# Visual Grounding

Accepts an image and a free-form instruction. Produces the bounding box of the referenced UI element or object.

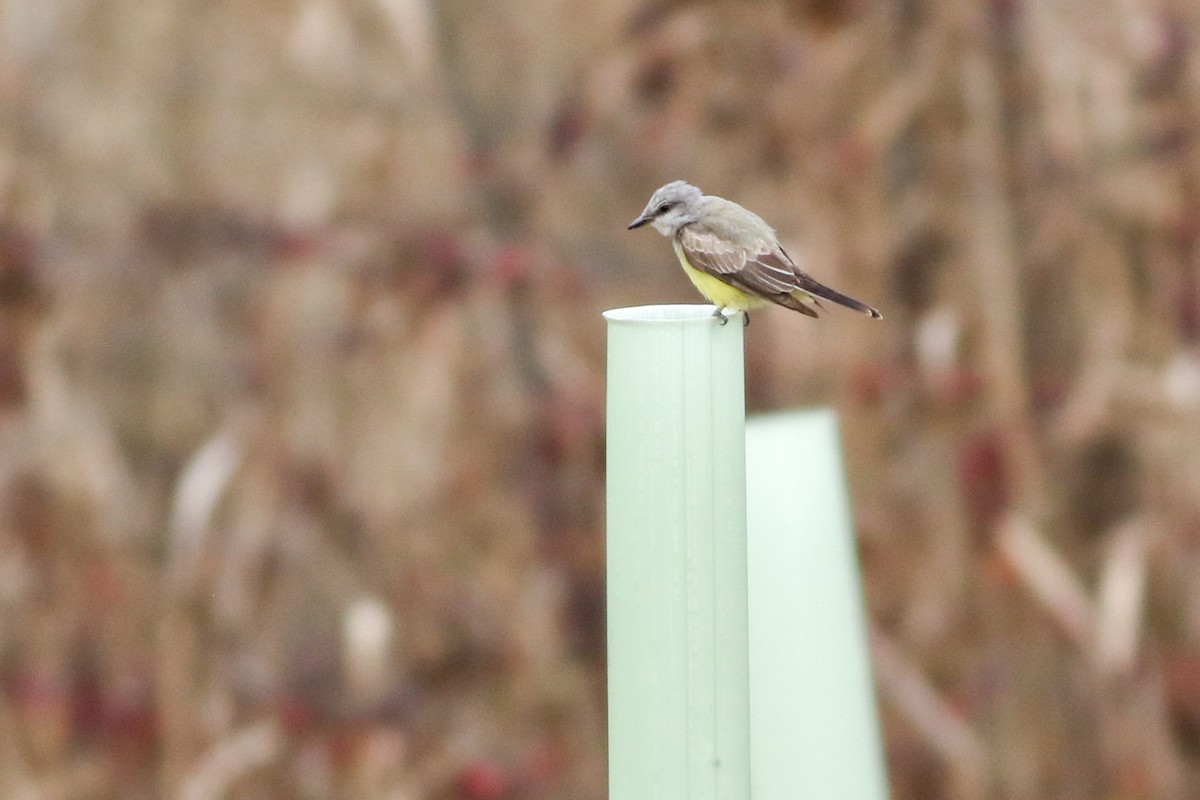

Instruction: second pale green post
[604,304,750,800]
[746,409,889,800]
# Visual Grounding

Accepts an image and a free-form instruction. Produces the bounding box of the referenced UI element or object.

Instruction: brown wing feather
[678,227,882,319]
[678,226,797,295]
[679,228,822,317]
[761,287,820,317]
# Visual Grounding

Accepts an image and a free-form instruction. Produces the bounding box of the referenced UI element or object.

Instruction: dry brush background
[1,0,1200,798]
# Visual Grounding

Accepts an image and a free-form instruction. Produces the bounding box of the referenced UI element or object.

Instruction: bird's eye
[657,202,672,214]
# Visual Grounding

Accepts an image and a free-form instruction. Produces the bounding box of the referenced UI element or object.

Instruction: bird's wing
[679,222,882,319]
[677,225,798,295]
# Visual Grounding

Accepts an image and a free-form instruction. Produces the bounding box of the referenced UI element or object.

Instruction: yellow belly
[673,239,768,311]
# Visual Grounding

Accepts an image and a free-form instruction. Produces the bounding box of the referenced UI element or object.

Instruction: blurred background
[1,0,1199,798]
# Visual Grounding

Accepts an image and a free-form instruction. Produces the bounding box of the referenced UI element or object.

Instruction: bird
[628,180,882,324]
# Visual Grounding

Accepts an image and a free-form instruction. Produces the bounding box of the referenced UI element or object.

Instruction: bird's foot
[712,306,729,325]
[743,312,750,328]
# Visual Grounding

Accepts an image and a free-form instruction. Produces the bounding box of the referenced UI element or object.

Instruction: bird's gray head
[628,180,704,237]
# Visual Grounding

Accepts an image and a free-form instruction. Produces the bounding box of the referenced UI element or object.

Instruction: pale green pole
[604,304,751,800]
[745,409,889,800]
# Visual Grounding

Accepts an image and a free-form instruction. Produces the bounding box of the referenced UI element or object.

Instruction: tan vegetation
[1,0,1199,798]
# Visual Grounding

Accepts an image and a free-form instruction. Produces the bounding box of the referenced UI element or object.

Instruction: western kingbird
[628,180,882,323]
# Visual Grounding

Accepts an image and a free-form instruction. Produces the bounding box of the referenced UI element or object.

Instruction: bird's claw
[712,307,728,325]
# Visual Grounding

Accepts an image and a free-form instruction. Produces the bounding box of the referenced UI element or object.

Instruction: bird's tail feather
[792,274,882,319]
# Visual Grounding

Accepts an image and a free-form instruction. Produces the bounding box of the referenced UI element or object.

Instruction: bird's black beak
[627,214,651,230]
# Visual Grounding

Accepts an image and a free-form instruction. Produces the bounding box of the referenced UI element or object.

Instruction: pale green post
[745,409,889,800]
[604,304,751,800]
